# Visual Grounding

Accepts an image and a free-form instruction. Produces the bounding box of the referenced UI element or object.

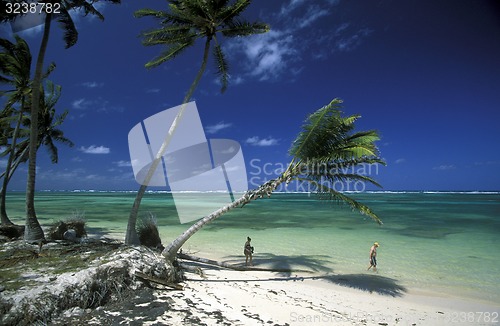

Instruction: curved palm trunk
[0,107,24,225]
[162,176,287,262]
[125,38,212,245]
[25,13,52,242]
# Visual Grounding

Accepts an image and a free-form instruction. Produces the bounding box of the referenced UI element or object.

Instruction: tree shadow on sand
[316,274,407,297]
[223,252,334,277]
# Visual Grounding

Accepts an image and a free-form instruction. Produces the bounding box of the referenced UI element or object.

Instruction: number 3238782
[445,312,498,323]
[5,2,61,15]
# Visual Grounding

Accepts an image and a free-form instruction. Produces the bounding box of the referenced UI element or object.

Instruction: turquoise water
[5,191,500,305]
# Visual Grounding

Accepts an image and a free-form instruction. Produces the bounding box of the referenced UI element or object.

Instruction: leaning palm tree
[126,0,269,244]
[162,99,386,262]
[1,0,121,242]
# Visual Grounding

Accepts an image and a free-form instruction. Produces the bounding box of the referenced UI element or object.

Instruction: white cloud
[395,158,406,164]
[298,5,329,29]
[228,30,297,81]
[433,164,456,171]
[224,0,369,82]
[72,98,87,110]
[206,121,232,134]
[71,97,124,113]
[146,88,160,93]
[81,81,104,88]
[114,160,132,167]
[474,161,500,166]
[79,145,110,154]
[334,28,373,52]
[279,0,306,17]
[246,136,279,147]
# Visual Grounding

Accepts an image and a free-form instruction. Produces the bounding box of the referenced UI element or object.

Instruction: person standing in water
[367,242,379,272]
[244,237,253,266]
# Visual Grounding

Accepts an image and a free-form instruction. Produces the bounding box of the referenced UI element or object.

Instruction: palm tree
[126,0,269,244]
[37,81,74,162]
[1,0,121,242]
[0,35,32,225]
[0,80,73,227]
[161,99,386,262]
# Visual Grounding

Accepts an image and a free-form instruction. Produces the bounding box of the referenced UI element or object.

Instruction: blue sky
[1,0,500,191]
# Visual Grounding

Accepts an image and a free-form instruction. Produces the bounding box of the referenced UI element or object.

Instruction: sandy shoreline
[162,267,499,325]
[76,253,498,326]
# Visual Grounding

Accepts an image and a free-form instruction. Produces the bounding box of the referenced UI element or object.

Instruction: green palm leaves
[135,0,269,92]
[287,99,386,224]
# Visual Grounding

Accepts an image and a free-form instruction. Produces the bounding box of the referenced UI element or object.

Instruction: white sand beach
[144,268,498,325]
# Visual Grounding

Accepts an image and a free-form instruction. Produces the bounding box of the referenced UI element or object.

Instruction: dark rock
[63,229,78,242]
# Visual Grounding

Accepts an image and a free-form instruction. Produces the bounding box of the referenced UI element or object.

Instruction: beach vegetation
[136,213,164,251]
[48,213,87,241]
[126,0,269,245]
[162,99,386,262]
[0,0,121,243]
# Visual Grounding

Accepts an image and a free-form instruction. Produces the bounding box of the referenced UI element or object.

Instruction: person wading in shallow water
[367,242,379,272]
[244,237,254,266]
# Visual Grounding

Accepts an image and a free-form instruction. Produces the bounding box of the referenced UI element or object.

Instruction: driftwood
[178,262,206,278]
[177,253,312,274]
[135,271,184,290]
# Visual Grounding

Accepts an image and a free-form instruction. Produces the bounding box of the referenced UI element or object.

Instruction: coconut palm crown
[284,98,385,223]
[135,0,269,93]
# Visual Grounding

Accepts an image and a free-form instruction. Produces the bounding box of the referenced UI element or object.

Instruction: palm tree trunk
[125,37,213,245]
[162,176,287,262]
[0,107,24,225]
[25,13,52,242]
[0,188,11,225]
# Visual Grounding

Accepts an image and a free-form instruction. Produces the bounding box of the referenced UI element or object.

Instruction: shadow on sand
[222,252,334,277]
[316,274,407,297]
[185,252,406,297]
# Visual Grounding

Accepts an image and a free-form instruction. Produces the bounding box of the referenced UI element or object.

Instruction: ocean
[4,191,500,305]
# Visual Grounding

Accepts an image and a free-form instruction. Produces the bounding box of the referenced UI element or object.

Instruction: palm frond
[289,98,344,160]
[72,0,105,20]
[213,41,228,93]
[42,62,56,80]
[43,137,59,163]
[298,178,382,224]
[144,39,194,69]
[134,8,171,19]
[140,26,194,46]
[221,21,269,37]
[217,0,251,23]
[56,10,78,48]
